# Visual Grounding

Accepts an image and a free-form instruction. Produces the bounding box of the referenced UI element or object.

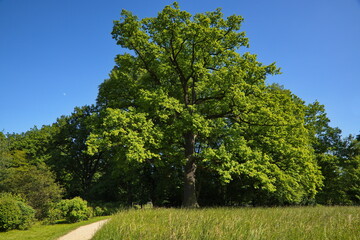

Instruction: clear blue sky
[1,0,359,136]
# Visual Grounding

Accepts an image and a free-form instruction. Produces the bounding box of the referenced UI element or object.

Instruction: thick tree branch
[168,37,191,106]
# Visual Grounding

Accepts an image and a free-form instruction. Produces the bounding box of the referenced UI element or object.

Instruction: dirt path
[57,219,109,240]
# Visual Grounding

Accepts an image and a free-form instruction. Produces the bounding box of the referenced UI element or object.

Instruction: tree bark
[182,132,199,208]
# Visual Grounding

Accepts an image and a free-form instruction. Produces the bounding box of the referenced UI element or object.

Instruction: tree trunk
[182,132,199,208]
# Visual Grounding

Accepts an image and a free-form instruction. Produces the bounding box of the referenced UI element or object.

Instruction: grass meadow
[93,206,359,240]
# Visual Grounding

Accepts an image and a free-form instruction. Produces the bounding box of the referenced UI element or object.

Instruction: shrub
[44,204,63,224]
[57,197,92,223]
[0,193,35,231]
[0,164,63,220]
[93,206,105,217]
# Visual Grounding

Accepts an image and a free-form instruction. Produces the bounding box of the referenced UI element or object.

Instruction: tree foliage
[305,102,360,205]
[0,130,63,219]
[1,3,358,209]
[0,163,63,219]
[47,106,106,200]
[88,3,323,207]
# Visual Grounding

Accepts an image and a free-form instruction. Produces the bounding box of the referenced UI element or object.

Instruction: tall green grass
[93,206,359,240]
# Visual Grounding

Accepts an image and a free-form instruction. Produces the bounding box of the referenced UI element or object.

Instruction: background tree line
[1,100,359,208]
[1,3,359,214]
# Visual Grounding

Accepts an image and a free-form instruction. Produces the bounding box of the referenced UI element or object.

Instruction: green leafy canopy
[88,2,322,205]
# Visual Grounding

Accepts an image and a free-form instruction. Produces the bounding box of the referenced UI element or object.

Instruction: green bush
[93,206,105,217]
[0,193,35,231]
[57,197,92,223]
[90,201,124,216]
[44,204,63,224]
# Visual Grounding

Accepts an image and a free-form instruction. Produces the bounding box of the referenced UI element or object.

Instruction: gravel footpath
[57,219,109,240]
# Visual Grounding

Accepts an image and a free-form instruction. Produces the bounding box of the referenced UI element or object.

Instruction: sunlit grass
[0,216,109,240]
[93,206,359,240]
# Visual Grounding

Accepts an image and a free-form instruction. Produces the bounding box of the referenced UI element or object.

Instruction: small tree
[0,163,63,219]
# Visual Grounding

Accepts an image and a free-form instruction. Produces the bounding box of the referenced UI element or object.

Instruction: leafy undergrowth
[93,206,359,240]
[0,216,109,240]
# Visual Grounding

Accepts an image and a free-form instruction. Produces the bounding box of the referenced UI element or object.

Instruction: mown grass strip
[93,206,360,240]
[0,216,109,240]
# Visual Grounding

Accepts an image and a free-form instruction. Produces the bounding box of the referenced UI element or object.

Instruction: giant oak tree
[88,3,322,207]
